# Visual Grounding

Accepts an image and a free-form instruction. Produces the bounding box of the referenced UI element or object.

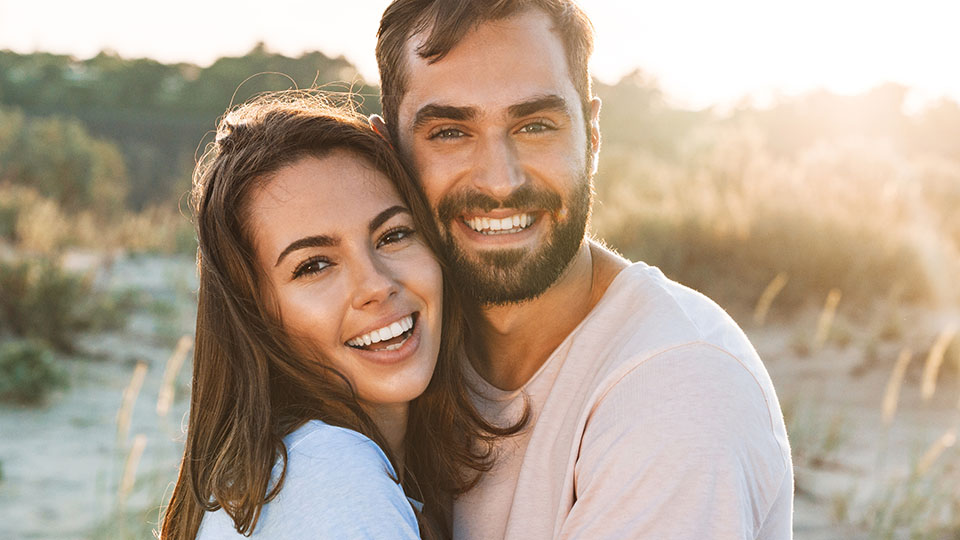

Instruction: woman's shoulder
[284,419,396,475]
[197,420,419,539]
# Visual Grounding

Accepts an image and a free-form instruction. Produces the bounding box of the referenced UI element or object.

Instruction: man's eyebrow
[275,235,338,267]
[369,205,409,234]
[412,104,479,131]
[508,94,569,119]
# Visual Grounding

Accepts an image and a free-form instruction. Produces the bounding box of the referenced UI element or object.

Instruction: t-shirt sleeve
[197,424,421,539]
[558,343,790,540]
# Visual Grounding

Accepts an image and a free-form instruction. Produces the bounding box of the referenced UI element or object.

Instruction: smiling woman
[159,93,524,540]
[252,152,443,421]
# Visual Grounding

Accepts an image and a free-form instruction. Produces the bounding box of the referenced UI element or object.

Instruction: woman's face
[249,150,443,409]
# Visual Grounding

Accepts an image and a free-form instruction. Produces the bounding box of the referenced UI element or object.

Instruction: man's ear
[369,114,391,142]
[588,97,602,176]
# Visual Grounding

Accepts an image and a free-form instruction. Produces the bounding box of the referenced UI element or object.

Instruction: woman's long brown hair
[160,93,525,540]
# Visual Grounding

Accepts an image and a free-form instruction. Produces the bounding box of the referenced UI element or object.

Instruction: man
[372,1,793,538]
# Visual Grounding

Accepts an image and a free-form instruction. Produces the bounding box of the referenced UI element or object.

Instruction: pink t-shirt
[453,263,793,539]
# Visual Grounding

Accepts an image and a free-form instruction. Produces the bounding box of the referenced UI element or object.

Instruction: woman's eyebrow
[369,205,410,234]
[273,206,410,267]
[275,234,338,267]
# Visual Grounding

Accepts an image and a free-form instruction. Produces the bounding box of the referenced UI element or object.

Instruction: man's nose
[351,252,399,309]
[470,134,525,201]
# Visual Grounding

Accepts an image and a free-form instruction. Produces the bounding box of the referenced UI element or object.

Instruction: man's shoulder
[559,260,776,413]
[573,260,754,360]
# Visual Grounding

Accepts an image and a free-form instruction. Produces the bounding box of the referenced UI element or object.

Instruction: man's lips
[461,210,537,235]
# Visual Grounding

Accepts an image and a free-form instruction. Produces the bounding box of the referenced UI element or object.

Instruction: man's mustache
[436,186,563,223]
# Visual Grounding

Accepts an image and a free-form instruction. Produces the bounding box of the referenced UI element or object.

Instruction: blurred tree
[911,99,960,161]
[595,70,710,161]
[0,45,379,209]
[0,107,127,217]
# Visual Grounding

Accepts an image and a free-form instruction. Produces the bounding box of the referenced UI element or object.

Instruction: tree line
[2,44,958,215]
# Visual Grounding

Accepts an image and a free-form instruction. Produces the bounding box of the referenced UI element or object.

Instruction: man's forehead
[397,9,577,122]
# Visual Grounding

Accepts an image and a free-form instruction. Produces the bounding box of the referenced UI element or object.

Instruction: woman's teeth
[465,213,534,235]
[346,314,414,350]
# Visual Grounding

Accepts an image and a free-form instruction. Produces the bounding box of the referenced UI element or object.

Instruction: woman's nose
[350,253,399,309]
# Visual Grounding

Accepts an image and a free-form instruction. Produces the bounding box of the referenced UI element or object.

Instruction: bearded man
[372,1,794,538]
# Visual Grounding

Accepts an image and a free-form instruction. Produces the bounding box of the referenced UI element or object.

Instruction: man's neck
[469,239,628,391]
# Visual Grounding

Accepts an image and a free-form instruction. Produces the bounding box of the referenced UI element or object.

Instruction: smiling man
[373,1,793,538]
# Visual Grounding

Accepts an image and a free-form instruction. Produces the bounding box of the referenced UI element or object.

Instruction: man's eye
[428,128,466,140]
[292,256,331,279]
[378,226,416,248]
[517,121,553,134]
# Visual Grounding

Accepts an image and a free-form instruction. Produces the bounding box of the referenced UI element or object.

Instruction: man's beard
[435,176,592,306]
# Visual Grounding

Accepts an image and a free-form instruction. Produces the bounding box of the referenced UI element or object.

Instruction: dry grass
[0,183,194,256]
[116,361,148,447]
[881,348,913,426]
[592,122,960,314]
[813,288,843,350]
[156,336,193,419]
[753,272,789,326]
[920,325,958,400]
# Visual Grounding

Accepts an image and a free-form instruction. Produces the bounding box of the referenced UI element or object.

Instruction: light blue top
[196,420,421,539]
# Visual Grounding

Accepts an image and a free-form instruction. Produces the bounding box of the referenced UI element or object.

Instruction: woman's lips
[347,313,422,365]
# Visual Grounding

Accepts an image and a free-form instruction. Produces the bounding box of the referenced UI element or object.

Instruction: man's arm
[559,343,792,539]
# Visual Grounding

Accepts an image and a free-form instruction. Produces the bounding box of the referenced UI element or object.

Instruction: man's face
[394,9,600,305]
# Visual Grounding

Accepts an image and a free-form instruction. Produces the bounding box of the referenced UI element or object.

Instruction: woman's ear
[369,114,390,141]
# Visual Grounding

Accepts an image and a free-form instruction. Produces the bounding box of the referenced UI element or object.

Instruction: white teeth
[465,213,534,235]
[347,315,415,349]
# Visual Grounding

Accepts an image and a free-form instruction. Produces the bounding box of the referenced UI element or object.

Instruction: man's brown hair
[376,0,595,138]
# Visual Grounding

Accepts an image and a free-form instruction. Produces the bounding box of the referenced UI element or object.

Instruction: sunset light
[1,0,958,108]
[2,1,959,538]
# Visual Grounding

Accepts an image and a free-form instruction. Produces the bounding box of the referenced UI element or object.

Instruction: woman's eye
[429,127,466,140]
[292,256,331,279]
[378,226,416,248]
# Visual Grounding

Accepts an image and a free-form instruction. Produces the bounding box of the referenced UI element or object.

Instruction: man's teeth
[465,213,533,235]
[346,315,414,349]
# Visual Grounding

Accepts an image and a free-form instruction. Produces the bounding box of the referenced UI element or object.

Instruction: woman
[160,93,522,539]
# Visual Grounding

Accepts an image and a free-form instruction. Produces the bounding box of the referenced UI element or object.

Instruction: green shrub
[0,257,132,352]
[0,258,86,351]
[0,339,66,404]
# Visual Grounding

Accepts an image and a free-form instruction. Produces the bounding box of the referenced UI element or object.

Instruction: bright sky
[1,0,958,110]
